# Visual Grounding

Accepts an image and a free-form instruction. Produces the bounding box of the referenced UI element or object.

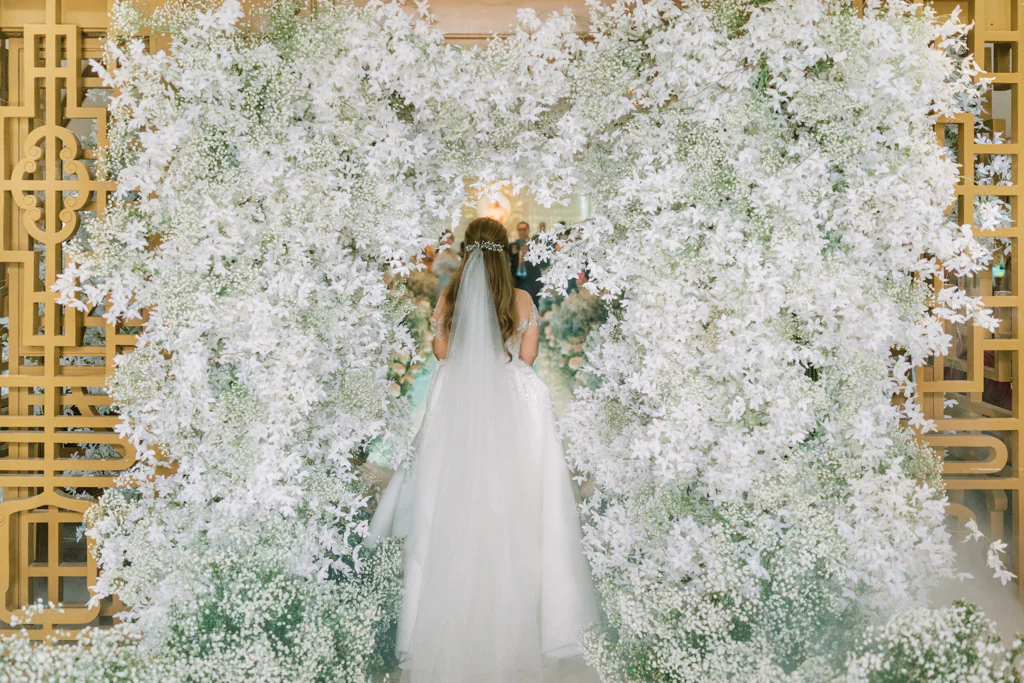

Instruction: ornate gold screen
[0,0,1021,641]
[926,0,1024,598]
[0,0,132,639]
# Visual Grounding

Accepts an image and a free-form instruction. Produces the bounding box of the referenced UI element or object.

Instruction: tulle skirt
[367,359,603,683]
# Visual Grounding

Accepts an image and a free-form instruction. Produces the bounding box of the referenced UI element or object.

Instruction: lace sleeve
[430,316,447,339]
[517,301,541,332]
[527,301,540,329]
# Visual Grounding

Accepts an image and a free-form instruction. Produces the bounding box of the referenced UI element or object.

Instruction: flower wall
[7,0,1013,679]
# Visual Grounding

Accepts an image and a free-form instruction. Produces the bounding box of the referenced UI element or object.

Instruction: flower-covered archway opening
[11,0,1022,680]
[383,179,601,409]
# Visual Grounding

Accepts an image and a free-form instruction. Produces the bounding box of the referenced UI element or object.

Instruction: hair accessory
[466,240,505,253]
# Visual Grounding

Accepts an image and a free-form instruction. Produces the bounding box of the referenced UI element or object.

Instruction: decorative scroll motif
[924,0,1023,597]
[0,0,135,640]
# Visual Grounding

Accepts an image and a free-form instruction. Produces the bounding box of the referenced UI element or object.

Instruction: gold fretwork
[0,0,134,640]
[925,0,1024,598]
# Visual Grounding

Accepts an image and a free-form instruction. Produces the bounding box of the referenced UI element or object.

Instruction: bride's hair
[441,217,517,345]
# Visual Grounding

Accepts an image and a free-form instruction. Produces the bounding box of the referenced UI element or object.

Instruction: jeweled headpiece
[465,240,505,253]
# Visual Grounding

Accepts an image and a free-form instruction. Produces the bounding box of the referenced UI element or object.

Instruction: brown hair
[441,217,517,347]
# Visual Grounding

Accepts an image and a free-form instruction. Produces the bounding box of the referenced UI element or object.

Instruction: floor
[932,534,1024,642]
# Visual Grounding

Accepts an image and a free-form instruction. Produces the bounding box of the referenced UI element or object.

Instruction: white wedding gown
[367,250,603,682]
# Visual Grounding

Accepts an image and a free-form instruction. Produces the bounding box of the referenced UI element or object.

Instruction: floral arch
[0,0,1017,679]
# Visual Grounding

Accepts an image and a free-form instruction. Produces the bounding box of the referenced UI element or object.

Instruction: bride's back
[430,217,539,364]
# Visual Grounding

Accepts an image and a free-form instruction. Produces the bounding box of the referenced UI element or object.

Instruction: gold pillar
[0,0,133,640]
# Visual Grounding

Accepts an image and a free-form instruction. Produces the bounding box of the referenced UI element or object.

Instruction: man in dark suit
[509,221,544,306]
[509,221,530,278]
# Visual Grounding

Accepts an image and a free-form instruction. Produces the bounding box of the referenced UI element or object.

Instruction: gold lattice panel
[0,0,136,640]
[924,0,1024,598]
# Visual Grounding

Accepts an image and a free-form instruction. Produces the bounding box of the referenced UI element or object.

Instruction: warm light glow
[477,189,512,225]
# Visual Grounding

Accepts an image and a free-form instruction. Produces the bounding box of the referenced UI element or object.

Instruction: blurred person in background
[510,221,544,306]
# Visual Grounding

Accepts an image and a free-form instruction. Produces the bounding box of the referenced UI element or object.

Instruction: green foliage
[540,290,609,381]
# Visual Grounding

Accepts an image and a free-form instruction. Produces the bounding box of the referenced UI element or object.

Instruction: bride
[366,217,604,682]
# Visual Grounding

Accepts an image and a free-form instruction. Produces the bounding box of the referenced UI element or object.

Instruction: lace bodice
[430,300,540,361]
[505,301,540,360]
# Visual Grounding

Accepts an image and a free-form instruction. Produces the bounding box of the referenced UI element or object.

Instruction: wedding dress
[366,248,603,683]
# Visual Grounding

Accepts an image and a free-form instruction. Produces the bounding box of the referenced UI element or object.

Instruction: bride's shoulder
[513,290,538,328]
[513,288,533,309]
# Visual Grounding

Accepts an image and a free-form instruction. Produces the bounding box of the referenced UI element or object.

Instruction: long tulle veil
[445,246,510,371]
